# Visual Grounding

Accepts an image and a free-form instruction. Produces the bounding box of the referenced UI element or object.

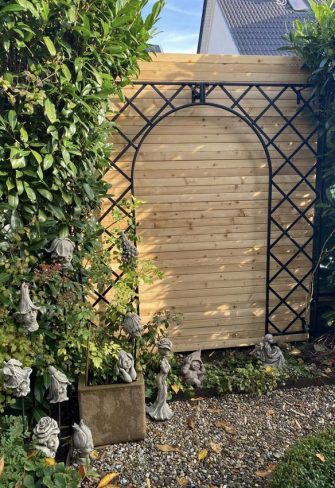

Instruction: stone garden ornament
[72,419,94,465]
[0,359,32,397]
[182,350,206,387]
[14,282,40,333]
[123,312,142,339]
[120,232,138,268]
[253,333,286,368]
[146,338,174,421]
[33,417,60,458]
[47,366,71,403]
[46,237,75,270]
[114,350,137,383]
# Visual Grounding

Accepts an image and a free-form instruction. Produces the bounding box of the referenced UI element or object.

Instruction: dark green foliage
[285,1,335,307]
[0,416,27,487]
[272,428,335,488]
[0,0,164,412]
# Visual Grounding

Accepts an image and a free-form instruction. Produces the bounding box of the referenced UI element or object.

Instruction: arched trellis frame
[97,80,319,339]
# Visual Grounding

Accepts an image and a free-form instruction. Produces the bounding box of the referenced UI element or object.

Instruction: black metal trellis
[97,80,320,338]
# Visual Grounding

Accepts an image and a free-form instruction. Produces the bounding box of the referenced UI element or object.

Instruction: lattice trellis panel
[97,80,318,341]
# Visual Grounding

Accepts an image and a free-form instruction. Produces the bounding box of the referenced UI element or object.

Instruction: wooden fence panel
[105,54,316,352]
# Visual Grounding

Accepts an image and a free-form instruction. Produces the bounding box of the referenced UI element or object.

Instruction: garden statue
[33,417,60,458]
[181,350,206,387]
[253,333,286,368]
[47,366,71,403]
[0,359,32,397]
[114,350,137,383]
[46,237,75,270]
[123,312,142,339]
[14,282,40,333]
[72,419,94,465]
[146,337,174,421]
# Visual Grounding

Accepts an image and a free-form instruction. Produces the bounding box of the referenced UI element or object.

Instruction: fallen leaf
[289,348,302,356]
[214,420,236,434]
[0,457,4,477]
[171,383,180,394]
[187,415,196,429]
[316,453,326,462]
[209,442,222,454]
[190,397,205,402]
[265,366,273,373]
[97,472,120,487]
[90,450,100,460]
[44,457,56,466]
[156,444,180,453]
[294,419,302,429]
[78,465,87,479]
[256,464,276,478]
[206,408,224,414]
[198,448,208,461]
[266,409,275,417]
[177,477,188,487]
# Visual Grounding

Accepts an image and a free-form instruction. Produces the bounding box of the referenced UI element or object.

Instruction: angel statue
[181,350,206,387]
[0,359,32,397]
[114,350,137,383]
[47,366,71,403]
[72,420,94,465]
[14,283,40,333]
[46,237,75,270]
[146,338,174,421]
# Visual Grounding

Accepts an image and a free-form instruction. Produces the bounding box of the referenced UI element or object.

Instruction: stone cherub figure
[0,359,32,397]
[47,366,71,403]
[114,350,137,383]
[33,417,60,458]
[72,420,94,465]
[46,237,75,270]
[253,333,286,368]
[146,338,174,421]
[14,283,40,333]
[182,350,206,387]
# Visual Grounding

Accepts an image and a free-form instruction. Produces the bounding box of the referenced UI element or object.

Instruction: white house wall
[199,0,239,54]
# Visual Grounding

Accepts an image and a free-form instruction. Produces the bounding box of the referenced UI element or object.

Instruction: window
[287,0,309,11]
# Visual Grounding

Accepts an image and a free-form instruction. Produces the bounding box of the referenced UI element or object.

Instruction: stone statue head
[264,333,274,344]
[117,350,133,371]
[0,359,32,397]
[157,337,172,356]
[46,238,75,269]
[33,417,60,458]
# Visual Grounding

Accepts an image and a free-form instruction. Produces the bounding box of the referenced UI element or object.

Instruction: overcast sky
[143,0,203,53]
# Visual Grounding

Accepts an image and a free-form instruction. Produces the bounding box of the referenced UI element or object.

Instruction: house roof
[198,0,312,56]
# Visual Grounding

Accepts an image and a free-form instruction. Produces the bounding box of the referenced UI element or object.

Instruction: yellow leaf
[177,477,188,487]
[316,453,326,463]
[289,348,301,356]
[171,383,180,394]
[206,408,224,414]
[190,397,205,402]
[156,444,180,453]
[90,450,100,460]
[97,473,120,487]
[198,448,208,461]
[265,366,273,373]
[44,458,56,466]
[0,457,4,477]
[209,442,222,454]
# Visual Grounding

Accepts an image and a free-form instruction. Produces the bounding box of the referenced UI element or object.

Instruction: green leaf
[0,273,10,283]
[44,98,57,123]
[23,473,35,488]
[9,148,25,169]
[17,0,39,17]
[31,150,42,164]
[8,110,17,130]
[83,183,95,200]
[61,64,72,81]
[20,126,28,142]
[24,183,36,202]
[43,154,54,170]
[16,179,24,195]
[43,36,56,56]
[37,188,53,201]
[8,194,18,209]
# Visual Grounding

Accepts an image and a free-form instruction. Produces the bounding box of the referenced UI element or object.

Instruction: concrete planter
[78,374,146,446]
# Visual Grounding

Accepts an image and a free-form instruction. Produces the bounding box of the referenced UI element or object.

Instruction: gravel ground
[84,385,335,488]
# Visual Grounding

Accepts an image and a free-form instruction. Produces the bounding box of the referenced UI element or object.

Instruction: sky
[143,0,204,53]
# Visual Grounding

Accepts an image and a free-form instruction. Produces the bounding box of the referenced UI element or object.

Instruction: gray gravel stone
[83,385,335,488]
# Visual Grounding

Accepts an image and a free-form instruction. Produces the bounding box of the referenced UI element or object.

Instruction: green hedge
[272,428,335,488]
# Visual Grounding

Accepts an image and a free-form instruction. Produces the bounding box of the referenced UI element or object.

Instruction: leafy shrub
[0,0,164,412]
[272,428,335,488]
[0,416,27,487]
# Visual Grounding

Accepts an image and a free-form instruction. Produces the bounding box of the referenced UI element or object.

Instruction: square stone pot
[78,374,146,446]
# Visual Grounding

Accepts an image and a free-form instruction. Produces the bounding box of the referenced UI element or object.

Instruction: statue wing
[54,369,70,384]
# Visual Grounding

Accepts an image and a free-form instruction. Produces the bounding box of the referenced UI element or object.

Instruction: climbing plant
[286,0,335,326]
[0,0,164,413]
